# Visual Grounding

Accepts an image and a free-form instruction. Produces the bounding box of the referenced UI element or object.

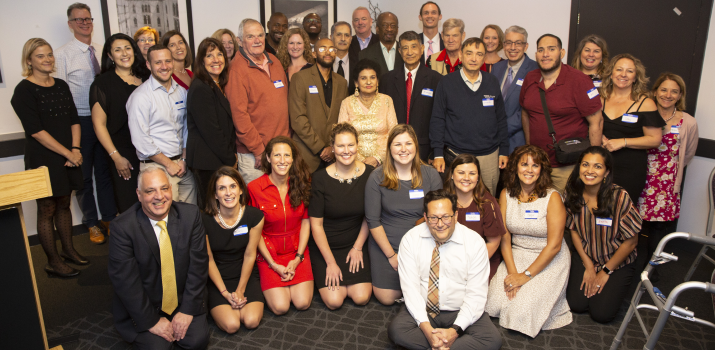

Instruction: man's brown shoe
[99,220,111,236]
[89,226,105,244]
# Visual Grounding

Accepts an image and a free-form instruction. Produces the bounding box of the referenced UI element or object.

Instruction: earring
[354,86,359,97]
[603,178,606,183]
[376,85,379,94]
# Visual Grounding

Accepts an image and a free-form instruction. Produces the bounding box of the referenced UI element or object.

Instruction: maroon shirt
[456,192,506,282]
[519,64,601,167]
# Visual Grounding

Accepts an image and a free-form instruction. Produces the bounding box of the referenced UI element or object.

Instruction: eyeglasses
[138,38,156,44]
[305,18,321,24]
[379,24,398,30]
[317,47,336,53]
[504,41,526,47]
[70,17,94,24]
[426,215,454,225]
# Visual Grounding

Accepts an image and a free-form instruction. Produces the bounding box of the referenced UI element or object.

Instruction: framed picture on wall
[260,0,337,40]
[100,0,195,52]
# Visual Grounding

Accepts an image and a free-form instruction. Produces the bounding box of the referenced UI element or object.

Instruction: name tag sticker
[234,225,248,236]
[524,210,538,219]
[409,189,424,199]
[593,80,603,87]
[308,85,319,94]
[671,125,680,134]
[422,88,434,97]
[587,87,600,99]
[596,218,613,227]
[174,101,186,110]
[273,80,285,88]
[516,79,524,86]
[622,114,639,123]
[466,212,481,222]
[482,97,494,107]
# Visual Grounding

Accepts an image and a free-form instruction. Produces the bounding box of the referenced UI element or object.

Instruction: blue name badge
[524,210,538,219]
[593,80,603,88]
[670,125,680,134]
[596,218,613,227]
[234,225,248,236]
[587,87,599,99]
[174,100,186,110]
[466,212,481,222]
[308,85,319,94]
[409,189,424,199]
[622,114,639,123]
[273,80,285,88]
[421,88,434,97]
[482,97,494,107]
[516,79,524,86]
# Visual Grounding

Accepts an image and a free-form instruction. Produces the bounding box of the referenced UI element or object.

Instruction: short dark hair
[204,166,248,215]
[353,58,382,87]
[461,37,485,52]
[146,45,170,63]
[67,2,91,18]
[161,30,193,68]
[398,31,421,47]
[419,1,441,15]
[193,37,229,90]
[424,189,457,214]
[536,33,562,49]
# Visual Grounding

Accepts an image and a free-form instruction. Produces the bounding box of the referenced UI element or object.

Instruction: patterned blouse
[337,93,398,164]
[566,186,642,271]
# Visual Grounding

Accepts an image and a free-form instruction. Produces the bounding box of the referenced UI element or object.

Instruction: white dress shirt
[423,33,440,59]
[461,69,483,92]
[380,42,397,71]
[53,38,103,116]
[148,216,169,243]
[405,64,419,92]
[334,53,350,79]
[127,75,188,160]
[398,222,490,330]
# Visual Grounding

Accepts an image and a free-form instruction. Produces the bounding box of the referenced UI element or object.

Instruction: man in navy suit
[418,1,444,66]
[382,31,442,162]
[490,25,539,154]
[108,164,208,350]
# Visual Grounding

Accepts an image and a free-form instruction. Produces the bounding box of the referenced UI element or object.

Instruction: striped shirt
[53,38,102,116]
[566,186,642,271]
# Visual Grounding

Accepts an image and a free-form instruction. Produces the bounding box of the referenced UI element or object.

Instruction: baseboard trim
[27,224,88,246]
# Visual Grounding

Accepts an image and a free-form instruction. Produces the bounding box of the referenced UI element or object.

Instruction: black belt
[140,155,181,164]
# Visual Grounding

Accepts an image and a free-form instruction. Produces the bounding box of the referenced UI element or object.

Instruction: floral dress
[638,118,683,221]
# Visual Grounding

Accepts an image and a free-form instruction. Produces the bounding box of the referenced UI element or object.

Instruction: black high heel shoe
[45,264,80,278]
[60,251,90,265]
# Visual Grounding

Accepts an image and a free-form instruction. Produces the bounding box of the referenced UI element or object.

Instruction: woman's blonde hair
[22,38,53,77]
[480,24,504,52]
[211,28,239,59]
[276,28,315,70]
[600,53,650,101]
[380,124,424,191]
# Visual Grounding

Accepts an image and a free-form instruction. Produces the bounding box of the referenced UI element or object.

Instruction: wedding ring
[596,285,601,288]
[509,284,513,287]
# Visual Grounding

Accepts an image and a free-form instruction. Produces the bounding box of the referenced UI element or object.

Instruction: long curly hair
[600,53,650,101]
[503,145,553,199]
[276,28,315,70]
[444,153,492,211]
[563,146,617,217]
[261,136,312,208]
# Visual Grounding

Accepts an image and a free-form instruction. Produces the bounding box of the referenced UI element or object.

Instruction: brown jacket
[289,65,348,172]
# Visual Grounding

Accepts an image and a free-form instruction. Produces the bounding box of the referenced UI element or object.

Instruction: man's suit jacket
[381,64,442,150]
[348,33,379,65]
[186,79,237,171]
[289,65,348,171]
[108,202,208,343]
[419,32,444,66]
[359,42,404,79]
[491,54,539,154]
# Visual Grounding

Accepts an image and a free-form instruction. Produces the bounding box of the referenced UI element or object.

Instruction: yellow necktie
[156,221,178,315]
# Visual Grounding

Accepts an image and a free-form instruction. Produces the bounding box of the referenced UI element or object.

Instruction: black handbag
[539,89,590,165]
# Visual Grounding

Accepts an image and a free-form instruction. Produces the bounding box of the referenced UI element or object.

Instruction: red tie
[406,72,413,124]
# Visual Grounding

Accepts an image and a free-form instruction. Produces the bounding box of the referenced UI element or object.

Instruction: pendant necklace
[334,166,360,184]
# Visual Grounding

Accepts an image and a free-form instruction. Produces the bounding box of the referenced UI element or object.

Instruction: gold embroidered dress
[337,93,398,164]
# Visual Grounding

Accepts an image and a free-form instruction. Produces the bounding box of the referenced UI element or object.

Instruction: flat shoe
[45,264,80,278]
[60,251,90,265]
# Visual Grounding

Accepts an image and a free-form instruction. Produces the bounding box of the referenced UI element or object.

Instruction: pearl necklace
[661,108,677,130]
[334,166,360,184]
[217,205,244,233]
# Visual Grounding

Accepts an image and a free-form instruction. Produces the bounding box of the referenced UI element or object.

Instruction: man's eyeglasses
[504,41,526,47]
[305,18,321,24]
[70,17,94,24]
[317,47,336,53]
[426,215,454,225]
[380,24,398,30]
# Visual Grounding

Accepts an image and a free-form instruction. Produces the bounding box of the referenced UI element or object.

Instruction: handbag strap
[539,88,558,144]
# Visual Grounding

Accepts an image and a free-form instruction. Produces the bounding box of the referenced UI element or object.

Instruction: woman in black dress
[11,38,86,277]
[600,54,665,203]
[187,38,236,209]
[90,33,148,213]
[309,123,373,310]
[204,166,265,333]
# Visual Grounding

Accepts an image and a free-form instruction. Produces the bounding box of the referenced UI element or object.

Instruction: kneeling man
[389,189,502,350]
[108,164,209,349]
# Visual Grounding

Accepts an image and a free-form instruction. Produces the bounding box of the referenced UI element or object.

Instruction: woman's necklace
[217,205,244,233]
[175,66,186,74]
[457,200,471,209]
[517,191,537,204]
[661,108,677,130]
[117,70,139,85]
[334,165,360,184]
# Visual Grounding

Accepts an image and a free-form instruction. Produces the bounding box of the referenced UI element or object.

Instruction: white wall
[190,1,260,46]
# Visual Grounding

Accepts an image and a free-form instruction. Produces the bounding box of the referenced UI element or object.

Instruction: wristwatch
[295,252,305,261]
[602,265,614,275]
[450,324,464,336]
[524,270,532,279]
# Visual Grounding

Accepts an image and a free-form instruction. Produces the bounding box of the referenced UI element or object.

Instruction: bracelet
[72,146,81,150]
[387,252,396,259]
[220,289,228,295]
[268,261,275,269]
[351,247,362,252]
[179,157,187,162]
[623,138,628,147]
[108,150,118,157]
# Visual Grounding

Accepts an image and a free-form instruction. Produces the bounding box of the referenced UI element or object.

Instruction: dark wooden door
[568,0,713,114]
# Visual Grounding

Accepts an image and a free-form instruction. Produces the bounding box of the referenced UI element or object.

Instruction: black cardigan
[186,79,236,170]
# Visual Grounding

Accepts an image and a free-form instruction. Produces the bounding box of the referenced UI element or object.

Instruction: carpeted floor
[35,231,715,350]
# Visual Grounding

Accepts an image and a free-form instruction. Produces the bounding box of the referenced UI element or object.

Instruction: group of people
[11,1,700,349]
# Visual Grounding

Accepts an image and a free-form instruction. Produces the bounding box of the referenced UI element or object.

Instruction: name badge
[516,79,524,86]
[596,218,613,227]
[482,97,494,107]
[422,88,434,97]
[593,80,603,87]
[670,125,680,134]
[409,189,424,199]
[174,100,186,110]
[234,225,248,236]
[273,80,285,88]
[308,85,319,94]
[524,210,538,219]
[466,212,481,222]
[622,114,639,123]
[587,87,599,99]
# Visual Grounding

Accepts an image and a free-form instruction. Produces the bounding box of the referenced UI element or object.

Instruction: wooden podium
[0,168,60,350]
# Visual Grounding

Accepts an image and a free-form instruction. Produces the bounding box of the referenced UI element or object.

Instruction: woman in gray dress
[364,124,442,305]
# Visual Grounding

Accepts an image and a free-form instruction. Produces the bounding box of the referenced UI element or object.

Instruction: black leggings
[567,255,636,323]
[36,196,79,272]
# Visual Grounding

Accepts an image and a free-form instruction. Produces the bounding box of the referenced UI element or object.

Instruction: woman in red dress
[248,136,314,315]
